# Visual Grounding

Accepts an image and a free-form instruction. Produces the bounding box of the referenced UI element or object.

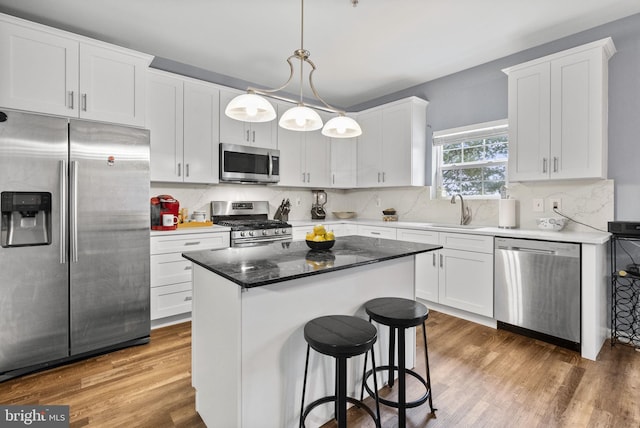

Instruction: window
[433,119,508,198]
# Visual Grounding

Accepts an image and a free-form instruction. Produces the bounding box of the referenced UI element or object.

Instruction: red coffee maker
[150,195,180,230]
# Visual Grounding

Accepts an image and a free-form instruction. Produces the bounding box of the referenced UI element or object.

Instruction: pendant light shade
[279,105,323,131]
[322,115,362,138]
[225,93,277,122]
[224,0,361,137]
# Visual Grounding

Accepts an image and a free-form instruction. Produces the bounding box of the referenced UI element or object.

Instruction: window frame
[432,119,508,200]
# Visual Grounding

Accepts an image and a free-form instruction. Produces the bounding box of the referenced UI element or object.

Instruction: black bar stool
[362,297,436,427]
[300,315,381,428]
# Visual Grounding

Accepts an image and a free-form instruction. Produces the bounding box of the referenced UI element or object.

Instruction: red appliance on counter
[150,195,180,230]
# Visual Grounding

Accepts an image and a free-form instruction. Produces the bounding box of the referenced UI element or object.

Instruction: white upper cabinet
[219,89,278,149]
[504,38,615,181]
[147,70,220,183]
[330,137,357,188]
[276,101,331,188]
[0,14,151,127]
[356,97,428,188]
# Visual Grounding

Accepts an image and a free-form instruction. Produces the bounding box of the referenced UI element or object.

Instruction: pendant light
[224,0,362,138]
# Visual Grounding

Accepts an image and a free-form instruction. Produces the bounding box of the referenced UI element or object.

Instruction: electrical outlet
[296,197,301,207]
[375,197,381,208]
[550,198,561,211]
[533,198,544,212]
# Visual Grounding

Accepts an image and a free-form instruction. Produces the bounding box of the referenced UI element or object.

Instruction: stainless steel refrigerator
[0,109,150,381]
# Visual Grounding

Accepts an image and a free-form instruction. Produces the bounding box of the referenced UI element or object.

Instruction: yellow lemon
[313,224,326,235]
[325,231,335,241]
[305,232,315,241]
[312,234,326,242]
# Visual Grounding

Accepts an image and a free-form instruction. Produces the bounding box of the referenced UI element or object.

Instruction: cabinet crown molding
[502,37,616,76]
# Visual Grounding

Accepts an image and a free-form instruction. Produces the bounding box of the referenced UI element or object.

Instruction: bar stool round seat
[362,297,436,426]
[300,315,381,428]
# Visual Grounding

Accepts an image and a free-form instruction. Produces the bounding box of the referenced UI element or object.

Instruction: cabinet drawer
[357,225,397,240]
[439,232,493,253]
[151,232,230,254]
[150,282,192,320]
[397,228,439,245]
[151,253,193,287]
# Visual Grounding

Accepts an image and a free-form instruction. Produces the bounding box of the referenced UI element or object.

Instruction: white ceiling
[1,0,639,108]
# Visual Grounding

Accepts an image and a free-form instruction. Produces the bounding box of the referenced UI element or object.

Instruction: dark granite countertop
[182,235,441,288]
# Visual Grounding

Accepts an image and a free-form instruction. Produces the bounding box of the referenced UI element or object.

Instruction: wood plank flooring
[1,311,639,427]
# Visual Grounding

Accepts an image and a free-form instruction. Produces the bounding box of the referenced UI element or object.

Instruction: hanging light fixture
[224,0,362,138]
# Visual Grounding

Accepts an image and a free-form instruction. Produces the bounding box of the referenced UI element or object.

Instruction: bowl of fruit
[305,224,336,250]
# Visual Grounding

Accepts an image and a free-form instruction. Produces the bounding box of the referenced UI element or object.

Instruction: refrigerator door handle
[70,160,79,263]
[59,160,67,264]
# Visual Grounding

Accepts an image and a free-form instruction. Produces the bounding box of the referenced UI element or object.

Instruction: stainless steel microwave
[219,143,280,183]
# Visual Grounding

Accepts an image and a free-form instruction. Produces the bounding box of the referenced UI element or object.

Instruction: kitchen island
[183,236,441,428]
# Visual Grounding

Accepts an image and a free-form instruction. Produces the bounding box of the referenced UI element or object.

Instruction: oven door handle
[268,152,273,178]
[234,236,291,247]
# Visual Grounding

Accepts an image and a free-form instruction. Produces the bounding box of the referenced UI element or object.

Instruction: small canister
[192,210,206,222]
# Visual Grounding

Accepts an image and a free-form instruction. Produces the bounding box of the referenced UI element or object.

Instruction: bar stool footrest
[363,365,433,410]
[301,395,381,428]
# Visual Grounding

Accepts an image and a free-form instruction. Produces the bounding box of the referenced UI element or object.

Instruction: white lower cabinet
[396,229,440,302]
[150,231,230,320]
[397,229,494,318]
[357,224,397,239]
[438,248,493,317]
[438,232,494,317]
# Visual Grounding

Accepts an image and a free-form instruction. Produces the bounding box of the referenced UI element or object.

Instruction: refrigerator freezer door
[69,120,150,355]
[0,110,69,373]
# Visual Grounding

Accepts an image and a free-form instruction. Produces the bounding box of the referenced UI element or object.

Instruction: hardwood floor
[1,311,639,427]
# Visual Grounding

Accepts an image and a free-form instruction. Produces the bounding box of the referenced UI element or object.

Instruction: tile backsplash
[151,179,613,233]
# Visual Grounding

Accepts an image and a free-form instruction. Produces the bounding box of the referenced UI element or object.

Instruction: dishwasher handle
[495,237,580,258]
[497,246,557,256]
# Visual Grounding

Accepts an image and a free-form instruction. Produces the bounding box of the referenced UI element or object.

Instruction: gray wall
[154,13,640,220]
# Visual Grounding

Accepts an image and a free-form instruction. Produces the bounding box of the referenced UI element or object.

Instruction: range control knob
[274,229,281,235]
[249,231,255,237]
[262,230,268,236]
[282,228,289,234]
[240,231,246,237]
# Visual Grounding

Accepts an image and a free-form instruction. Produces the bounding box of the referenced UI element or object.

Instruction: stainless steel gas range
[211,201,292,247]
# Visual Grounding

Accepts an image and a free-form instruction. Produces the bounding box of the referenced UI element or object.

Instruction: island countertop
[182,235,441,288]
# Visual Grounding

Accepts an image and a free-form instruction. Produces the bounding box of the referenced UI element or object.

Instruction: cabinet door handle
[252,130,256,143]
[184,265,192,270]
[184,241,201,246]
[542,158,547,173]
[382,172,386,182]
[246,130,250,142]
[184,296,193,302]
[439,253,443,268]
[301,172,306,183]
[81,93,87,111]
[68,91,74,109]
[371,231,381,235]
[185,163,190,177]
[377,172,381,183]
[553,157,558,173]
[432,253,436,266]
[332,174,335,185]
[306,172,310,183]
[177,163,182,177]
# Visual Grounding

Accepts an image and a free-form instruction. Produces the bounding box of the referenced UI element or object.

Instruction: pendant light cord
[299,0,305,104]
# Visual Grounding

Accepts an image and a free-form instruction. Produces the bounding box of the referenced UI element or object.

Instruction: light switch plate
[533,198,544,212]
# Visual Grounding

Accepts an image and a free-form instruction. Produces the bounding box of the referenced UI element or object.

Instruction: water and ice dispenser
[1,191,52,247]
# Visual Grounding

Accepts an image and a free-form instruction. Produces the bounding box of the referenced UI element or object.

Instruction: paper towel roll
[499,199,517,228]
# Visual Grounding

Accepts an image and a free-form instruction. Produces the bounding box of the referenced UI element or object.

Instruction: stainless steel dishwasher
[494,237,581,351]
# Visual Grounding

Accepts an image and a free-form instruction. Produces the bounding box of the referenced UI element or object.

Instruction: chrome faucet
[450,193,472,225]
